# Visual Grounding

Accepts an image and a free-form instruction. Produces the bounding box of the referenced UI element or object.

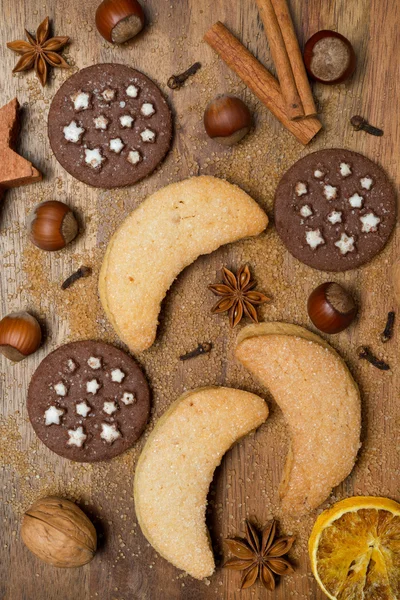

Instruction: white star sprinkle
[67,426,87,448]
[335,233,355,255]
[44,406,64,426]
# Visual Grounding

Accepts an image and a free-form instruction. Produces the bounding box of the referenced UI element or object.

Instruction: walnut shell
[21,496,97,567]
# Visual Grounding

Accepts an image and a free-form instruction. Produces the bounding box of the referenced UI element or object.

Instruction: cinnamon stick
[255,0,304,120]
[204,22,322,145]
[270,0,317,117]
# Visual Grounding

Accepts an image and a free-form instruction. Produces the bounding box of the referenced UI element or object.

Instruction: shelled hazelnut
[28,200,78,251]
[95,0,145,44]
[204,95,252,146]
[0,311,42,362]
[307,282,357,334]
[304,30,356,84]
[21,496,97,568]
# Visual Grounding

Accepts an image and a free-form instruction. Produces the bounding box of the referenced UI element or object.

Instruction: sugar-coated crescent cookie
[134,386,269,579]
[235,322,361,515]
[99,176,268,353]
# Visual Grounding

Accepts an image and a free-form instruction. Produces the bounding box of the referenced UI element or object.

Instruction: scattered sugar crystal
[44,406,64,426]
[335,232,355,254]
[94,115,109,130]
[103,401,118,415]
[140,128,156,143]
[54,382,67,396]
[127,149,141,165]
[120,101,126,108]
[100,423,121,444]
[306,229,325,250]
[295,182,307,196]
[111,369,125,383]
[88,356,102,369]
[360,177,373,190]
[121,392,135,405]
[63,121,84,143]
[323,185,338,200]
[141,103,155,117]
[85,148,105,170]
[120,115,134,128]
[339,162,352,177]
[67,426,87,448]
[126,84,139,98]
[314,170,324,178]
[360,212,380,233]
[71,91,90,111]
[327,210,342,224]
[300,205,312,218]
[109,138,125,154]
[76,401,91,417]
[87,379,101,394]
[349,193,363,208]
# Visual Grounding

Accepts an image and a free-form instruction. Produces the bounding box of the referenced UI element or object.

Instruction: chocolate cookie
[274,149,396,271]
[27,341,151,462]
[48,64,172,189]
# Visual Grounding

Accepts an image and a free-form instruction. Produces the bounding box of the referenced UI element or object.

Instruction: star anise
[7,17,70,87]
[224,520,295,591]
[208,265,269,328]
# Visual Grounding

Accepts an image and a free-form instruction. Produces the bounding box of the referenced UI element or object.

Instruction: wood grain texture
[0,0,399,599]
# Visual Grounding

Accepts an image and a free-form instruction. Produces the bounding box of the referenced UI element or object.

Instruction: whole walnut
[21,496,97,567]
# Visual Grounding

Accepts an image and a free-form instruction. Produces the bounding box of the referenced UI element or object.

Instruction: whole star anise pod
[7,17,70,87]
[224,520,295,591]
[208,265,269,328]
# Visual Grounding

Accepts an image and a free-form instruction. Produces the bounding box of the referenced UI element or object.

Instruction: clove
[357,346,390,371]
[62,266,92,290]
[350,115,383,136]
[180,342,212,361]
[381,311,395,343]
[167,62,201,90]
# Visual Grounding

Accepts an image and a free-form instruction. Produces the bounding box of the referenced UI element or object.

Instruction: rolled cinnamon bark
[270,0,317,117]
[255,0,304,120]
[204,22,322,145]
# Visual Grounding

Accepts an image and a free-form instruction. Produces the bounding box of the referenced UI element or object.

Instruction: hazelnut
[21,496,97,568]
[204,95,252,146]
[95,0,145,44]
[307,282,357,334]
[0,311,42,362]
[28,200,78,251]
[304,30,356,84]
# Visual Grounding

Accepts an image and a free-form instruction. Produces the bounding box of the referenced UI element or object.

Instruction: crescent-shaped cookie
[235,322,361,515]
[134,386,268,579]
[99,176,268,353]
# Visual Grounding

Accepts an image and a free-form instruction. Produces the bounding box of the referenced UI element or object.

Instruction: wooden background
[1,0,399,598]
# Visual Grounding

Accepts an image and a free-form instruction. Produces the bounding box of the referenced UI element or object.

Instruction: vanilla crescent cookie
[99,176,268,353]
[134,387,268,579]
[235,322,361,515]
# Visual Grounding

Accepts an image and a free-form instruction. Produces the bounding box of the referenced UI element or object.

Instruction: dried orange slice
[309,496,400,599]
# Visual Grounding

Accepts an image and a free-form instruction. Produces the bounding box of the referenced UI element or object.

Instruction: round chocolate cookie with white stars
[27,341,150,462]
[274,149,396,271]
[48,64,173,188]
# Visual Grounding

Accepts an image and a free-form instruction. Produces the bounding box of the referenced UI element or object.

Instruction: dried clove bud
[180,342,212,361]
[167,62,201,90]
[62,266,92,290]
[357,346,390,371]
[350,115,383,136]
[381,311,395,343]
